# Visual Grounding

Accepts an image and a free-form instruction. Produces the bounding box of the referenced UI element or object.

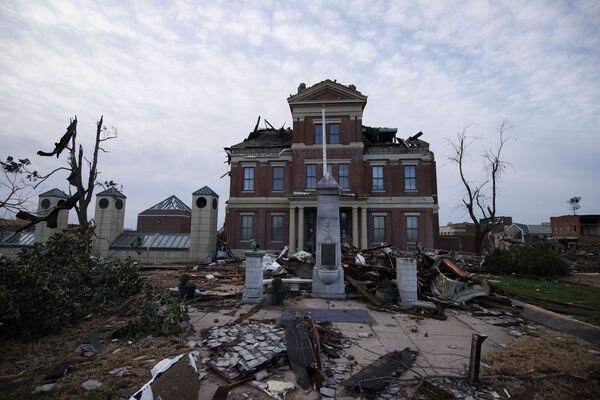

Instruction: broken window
[338,164,349,189]
[372,165,384,190]
[406,215,419,242]
[241,215,253,240]
[306,164,317,189]
[243,167,254,191]
[271,215,284,241]
[329,123,340,144]
[404,165,416,190]
[272,166,284,191]
[373,215,386,242]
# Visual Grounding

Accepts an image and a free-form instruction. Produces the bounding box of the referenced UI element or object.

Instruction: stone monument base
[311,266,347,299]
[242,250,265,304]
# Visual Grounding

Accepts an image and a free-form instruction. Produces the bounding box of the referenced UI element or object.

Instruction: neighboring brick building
[224,80,439,255]
[137,195,191,234]
[438,222,476,252]
[551,215,600,246]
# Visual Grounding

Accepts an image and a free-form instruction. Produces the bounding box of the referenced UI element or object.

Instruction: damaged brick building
[224,80,439,255]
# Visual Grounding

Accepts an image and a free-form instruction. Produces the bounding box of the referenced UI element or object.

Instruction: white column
[288,207,296,254]
[361,207,368,249]
[297,207,304,252]
[352,207,359,248]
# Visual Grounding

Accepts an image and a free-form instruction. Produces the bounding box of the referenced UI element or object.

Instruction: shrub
[483,245,570,276]
[267,277,284,293]
[0,227,189,340]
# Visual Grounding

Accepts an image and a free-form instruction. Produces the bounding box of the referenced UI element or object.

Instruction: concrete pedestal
[396,257,418,305]
[243,250,265,304]
[311,175,346,299]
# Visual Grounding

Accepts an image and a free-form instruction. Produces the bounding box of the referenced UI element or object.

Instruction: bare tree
[3,116,117,229]
[60,116,117,226]
[448,121,512,253]
[0,157,67,218]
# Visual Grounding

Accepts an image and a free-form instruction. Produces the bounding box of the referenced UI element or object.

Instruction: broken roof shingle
[139,195,191,216]
[229,128,293,149]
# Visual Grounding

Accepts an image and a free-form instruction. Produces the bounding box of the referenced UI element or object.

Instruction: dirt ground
[561,272,600,288]
[0,315,189,399]
[483,329,600,400]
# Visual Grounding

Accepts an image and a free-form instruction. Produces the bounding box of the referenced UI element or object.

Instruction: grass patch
[483,330,600,399]
[487,274,600,326]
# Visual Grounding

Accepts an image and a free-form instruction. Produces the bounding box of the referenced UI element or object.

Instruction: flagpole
[322,104,327,177]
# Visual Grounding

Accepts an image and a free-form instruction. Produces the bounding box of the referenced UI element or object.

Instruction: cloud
[0,0,599,229]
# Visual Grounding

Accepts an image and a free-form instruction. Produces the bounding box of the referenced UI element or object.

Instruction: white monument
[311,105,346,299]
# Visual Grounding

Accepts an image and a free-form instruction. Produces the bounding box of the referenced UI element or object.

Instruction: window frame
[314,123,323,145]
[406,215,419,242]
[372,165,384,190]
[338,164,349,189]
[241,215,253,241]
[272,166,284,192]
[373,215,386,243]
[306,164,317,189]
[271,215,284,242]
[404,165,416,190]
[242,167,254,191]
[329,123,340,144]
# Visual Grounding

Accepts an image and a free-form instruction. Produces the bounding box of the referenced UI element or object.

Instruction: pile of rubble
[203,323,287,381]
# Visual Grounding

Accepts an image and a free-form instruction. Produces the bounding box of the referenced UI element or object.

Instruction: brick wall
[137,215,191,233]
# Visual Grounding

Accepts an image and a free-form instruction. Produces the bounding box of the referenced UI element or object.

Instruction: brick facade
[137,215,191,234]
[224,80,439,255]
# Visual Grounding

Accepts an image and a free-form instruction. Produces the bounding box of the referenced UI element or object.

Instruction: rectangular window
[338,164,349,189]
[329,123,340,144]
[373,215,386,243]
[314,124,323,144]
[306,164,317,189]
[243,167,254,191]
[404,165,416,190]
[406,215,419,242]
[372,165,384,190]
[241,215,253,241]
[271,215,284,242]
[272,166,284,191]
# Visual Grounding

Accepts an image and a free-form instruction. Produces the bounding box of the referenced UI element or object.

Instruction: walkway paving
[189,295,517,399]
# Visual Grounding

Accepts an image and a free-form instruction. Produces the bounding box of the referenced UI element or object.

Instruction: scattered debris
[81,379,102,391]
[344,348,418,393]
[32,383,62,393]
[203,323,286,381]
[130,353,202,400]
[44,360,73,380]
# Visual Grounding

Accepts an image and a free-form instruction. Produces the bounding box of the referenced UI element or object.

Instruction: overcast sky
[1,0,599,229]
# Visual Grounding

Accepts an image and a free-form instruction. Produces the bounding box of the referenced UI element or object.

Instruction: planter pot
[178,285,196,301]
[267,290,286,305]
[376,287,397,304]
